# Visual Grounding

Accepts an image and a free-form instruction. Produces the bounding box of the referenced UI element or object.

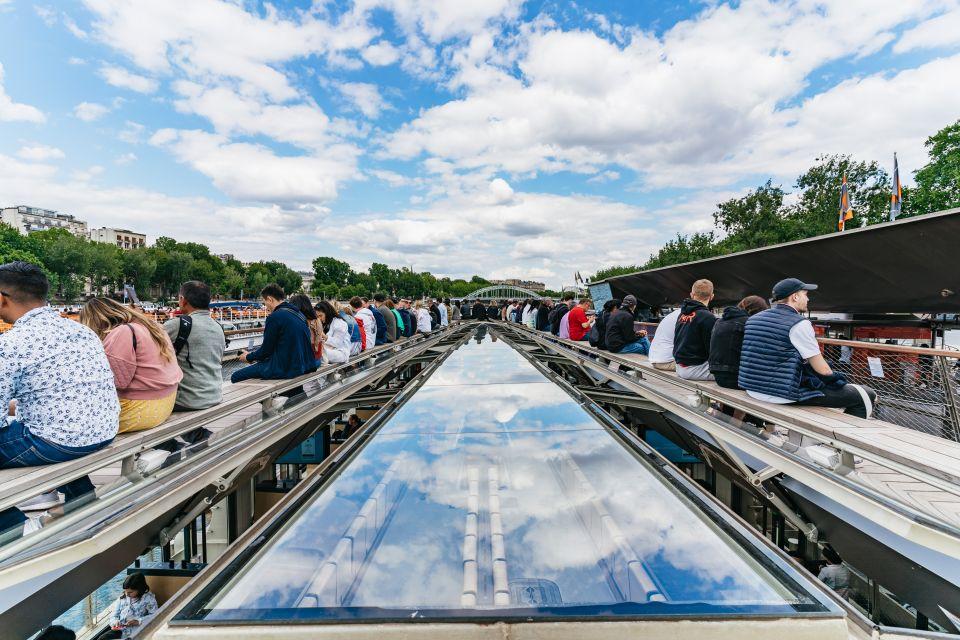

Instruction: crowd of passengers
[486,277,878,421]
[0,260,464,535]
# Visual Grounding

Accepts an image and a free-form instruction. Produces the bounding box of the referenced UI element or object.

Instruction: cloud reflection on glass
[203,333,822,621]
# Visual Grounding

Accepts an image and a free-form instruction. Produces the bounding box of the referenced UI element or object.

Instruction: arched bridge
[463,285,544,301]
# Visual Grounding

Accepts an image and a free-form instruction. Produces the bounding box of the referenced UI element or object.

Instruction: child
[99,573,158,639]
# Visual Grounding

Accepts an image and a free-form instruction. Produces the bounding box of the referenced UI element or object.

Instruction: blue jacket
[246,302,317,379]
[370,306,388,345]
[738,304,823,401]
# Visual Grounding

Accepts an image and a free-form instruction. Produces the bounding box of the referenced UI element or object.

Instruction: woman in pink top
[80,298,183,433]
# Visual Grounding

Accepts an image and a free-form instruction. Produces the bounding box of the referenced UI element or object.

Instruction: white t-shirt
[648,309,681,364]
[746,318,821,404]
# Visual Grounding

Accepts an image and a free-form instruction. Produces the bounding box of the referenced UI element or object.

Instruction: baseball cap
[772,278,817,301]
[622,294,638,306]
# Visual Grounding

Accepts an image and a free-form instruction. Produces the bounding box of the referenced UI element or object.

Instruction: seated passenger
[231,284,317,383]
[448,298,458,323]
[605,295,652,355]
[709,295,769,389]
[567,298,594,341]
[367,298,388,345]
[396,299,415,337]
[817,547,851,600]
[487,300,500,321]
[673,279,717,381]
[535,299,553,331]
[314,301,350,364]
[739,278,877,418]
[162,281,226,411]
[415,301,433,333]
[289,294,324,366]
[339,304,364,354]
[460,299,472,320]
[0,262,119,531]
[81,298,183,433]
[97,572,158,639]
[37,626,75,640]
[647,306,681,371]
[374,293,397,342]
[471,300,487,320]
[549,294,574,335]
[350,297,376,350]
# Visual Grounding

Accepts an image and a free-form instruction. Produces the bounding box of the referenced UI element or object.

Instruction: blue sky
[1,0,959,288]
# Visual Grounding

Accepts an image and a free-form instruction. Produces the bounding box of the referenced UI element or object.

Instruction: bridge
[463,284,544,301]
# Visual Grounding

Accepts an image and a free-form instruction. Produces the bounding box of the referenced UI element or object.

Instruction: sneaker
[16,490,62,511]
[22,512,47,535]
[135,449,171,475]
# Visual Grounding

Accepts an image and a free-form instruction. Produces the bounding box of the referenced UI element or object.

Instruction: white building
[297,270,315,293]
[1,205,88,237]
[89,227,147,250]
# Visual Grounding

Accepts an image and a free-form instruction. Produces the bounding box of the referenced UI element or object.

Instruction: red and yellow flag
[838,173,854,231]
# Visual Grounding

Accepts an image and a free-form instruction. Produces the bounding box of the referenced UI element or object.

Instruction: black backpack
[173,314,228,368]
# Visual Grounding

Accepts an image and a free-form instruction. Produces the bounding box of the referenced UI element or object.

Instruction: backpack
[171,314,228,369]
[347,317,362,346]
[588,312,608,349]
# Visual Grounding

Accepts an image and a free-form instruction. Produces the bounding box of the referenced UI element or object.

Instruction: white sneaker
[16,490,62,511]
[135,449,171,475]
[22,512,47,535]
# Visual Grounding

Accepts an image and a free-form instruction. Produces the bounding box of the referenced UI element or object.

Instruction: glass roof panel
[189,332,834,622]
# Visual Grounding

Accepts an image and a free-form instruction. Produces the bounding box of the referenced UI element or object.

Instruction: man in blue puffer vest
[738,278,877,419]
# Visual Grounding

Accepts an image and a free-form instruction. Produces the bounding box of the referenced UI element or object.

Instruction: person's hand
[7,400,15,417]
[126,619,140,627]
[636,329,648,338]
[238,350,249,363]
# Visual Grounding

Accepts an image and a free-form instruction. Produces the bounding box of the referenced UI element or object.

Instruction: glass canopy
[185,331,834,622]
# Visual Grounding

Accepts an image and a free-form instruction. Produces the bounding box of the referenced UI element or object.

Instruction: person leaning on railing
[738,278,878,419]
[0,261,122,533]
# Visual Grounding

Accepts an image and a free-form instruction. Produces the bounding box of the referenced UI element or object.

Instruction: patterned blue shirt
[0,306,119,446]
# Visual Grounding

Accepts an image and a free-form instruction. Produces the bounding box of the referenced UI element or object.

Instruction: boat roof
[591,207,960,313]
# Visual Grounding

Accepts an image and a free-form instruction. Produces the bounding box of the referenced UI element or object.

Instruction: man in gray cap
[604,295,651,355]
[738,278,877,418]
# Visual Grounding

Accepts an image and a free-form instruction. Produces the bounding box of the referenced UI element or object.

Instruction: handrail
[817,337,959,358]
[0,328,456,511]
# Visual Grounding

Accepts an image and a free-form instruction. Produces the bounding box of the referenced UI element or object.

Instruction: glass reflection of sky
[201,333,826,621]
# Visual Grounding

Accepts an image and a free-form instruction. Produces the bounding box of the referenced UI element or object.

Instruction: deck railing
[818,338,960,442]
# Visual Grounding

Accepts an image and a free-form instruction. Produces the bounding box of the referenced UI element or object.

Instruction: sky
[1,0,959,289]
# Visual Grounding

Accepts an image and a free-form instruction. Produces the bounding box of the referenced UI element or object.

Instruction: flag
[890,152,902,221]
[838,173,854,231]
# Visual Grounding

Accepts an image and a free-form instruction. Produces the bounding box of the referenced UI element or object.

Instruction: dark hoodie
[709,306,749,388]
[672,298,716,366]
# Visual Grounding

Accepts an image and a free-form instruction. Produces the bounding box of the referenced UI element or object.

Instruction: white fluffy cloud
[319,178,658,284]
[386,1,959,190]
[150,128,358,205]
[338,81,386,118]
[73,101,110,121]
[17,145,65,161]
[894,8,960,52]
[98,64,159,93]
[0,62,45,123]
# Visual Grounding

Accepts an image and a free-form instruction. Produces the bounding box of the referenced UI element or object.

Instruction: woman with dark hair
[97,572,157,638]
[589,298,620,350]
[289,294,323,365]
[314,300,351,364]
[709,295,770,389]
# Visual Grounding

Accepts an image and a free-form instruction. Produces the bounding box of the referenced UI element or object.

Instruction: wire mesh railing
[819,338,960,442]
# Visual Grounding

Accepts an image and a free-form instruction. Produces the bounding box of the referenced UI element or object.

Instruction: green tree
[86,242,122,296]
[122,249,157,298]
[713,180,789,252]
[312,256,353,288]
[786,154,890,235]
[909,119,960,215]
[643,232,722,269]
[25,229,89,299]
[592,264,644,281]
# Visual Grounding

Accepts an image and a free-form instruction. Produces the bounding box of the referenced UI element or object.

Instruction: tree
[25,229,89,299]
[713,180,789,252]
[593,264,644,281]
[312,256,353,288]
[86,242,121,296]
[909,119,960,215]
[122,249,157,298]
[643,232,723,269]
[786,154,890,235]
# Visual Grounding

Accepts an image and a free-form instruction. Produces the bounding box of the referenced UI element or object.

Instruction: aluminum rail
[493,324,960,560]
[0,326,474,590]
[0,331,444,513]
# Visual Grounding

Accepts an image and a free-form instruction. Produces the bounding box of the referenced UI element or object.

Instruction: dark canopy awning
[592,208,960,314]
